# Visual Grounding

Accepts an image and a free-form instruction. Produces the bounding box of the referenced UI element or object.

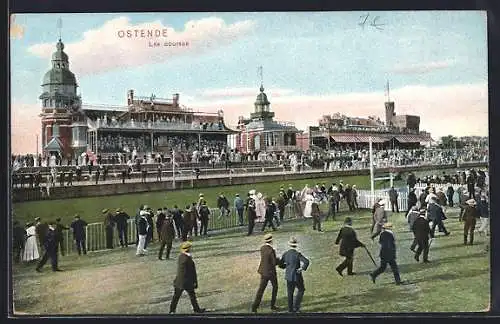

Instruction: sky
[10,11,488,154]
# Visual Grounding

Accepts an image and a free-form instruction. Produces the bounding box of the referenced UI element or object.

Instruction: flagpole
[172,149,176,189]
[369,136,374,206]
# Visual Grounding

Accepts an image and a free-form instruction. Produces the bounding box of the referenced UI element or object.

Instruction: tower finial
[258,66,264,90]
[57,17,63,40]
[385,80,390,102]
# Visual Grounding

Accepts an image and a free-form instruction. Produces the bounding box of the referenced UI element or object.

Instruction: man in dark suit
[115,208,130,248]
[311,201,322,232]
[412,210,431,263]
[182,205,194,242]
[261,198,277,232]
[369,223,402,285]
[54,218,69,256]
[246,192,257,236]
[335,217,365,276]
[158,213,175,260]
[36,221,62,272]
[35,217,49,253]
[12,220,26,263]
[70,214,87,255]
[198,201,210,237]
[407,188,418,213]
[388,187,399,213]
[251,233,281,313]
[169,241,206,314]
[427,198,450,237]
[463,198,480,245]
[155,208,166,243]
[279,237,310,313]
[172,205,184,239]
[103,209,115,249]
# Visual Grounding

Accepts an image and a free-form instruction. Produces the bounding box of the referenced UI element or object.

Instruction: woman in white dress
[23,223,39,262]
[255,192,266,223]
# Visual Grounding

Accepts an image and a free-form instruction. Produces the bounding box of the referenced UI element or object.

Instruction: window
[53,125,60,137]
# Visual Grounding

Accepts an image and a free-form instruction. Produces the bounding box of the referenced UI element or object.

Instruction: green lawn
[12,207,489,314]
[12,174,408,226]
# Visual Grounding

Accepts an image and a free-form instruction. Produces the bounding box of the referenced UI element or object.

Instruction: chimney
[127,90,134,105]
[173,93,179,106]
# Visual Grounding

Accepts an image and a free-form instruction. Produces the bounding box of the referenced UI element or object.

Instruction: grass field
[12,174,408,225]
[12,206,489,315]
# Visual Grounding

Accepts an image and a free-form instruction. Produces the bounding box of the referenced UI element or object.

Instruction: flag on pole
[57,18,62,39]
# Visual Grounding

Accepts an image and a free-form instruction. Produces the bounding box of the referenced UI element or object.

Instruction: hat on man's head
[199,193,204,197]
[383,222,393,229]
[102,209,109,214]
[35,217,41,222]
[344,217,352,225]
[116,208,121,213]
[466,199,477,206]
[264,233,273,243]
[74,214,80,218]
[180,241,192,251]
[235,193,239,196]
[288,237,298,247]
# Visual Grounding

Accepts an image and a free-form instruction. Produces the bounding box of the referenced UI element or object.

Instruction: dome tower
[39,37,86,162]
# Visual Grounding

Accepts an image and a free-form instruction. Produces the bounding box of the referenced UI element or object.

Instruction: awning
[44,137,63,151]
[330,135,360,143]
[394,135,422,143]
[370,135,391,143]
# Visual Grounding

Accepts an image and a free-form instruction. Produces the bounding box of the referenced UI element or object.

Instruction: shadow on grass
[149,289,224,305]
[197,249,259,259]
[409,267,489,284]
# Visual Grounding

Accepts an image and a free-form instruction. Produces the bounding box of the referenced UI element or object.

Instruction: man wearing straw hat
[278,237,310,313]
[251,233,281,313]
[246,191,257,236]
[369,222,402,285]
[169,241,206,314]
[371,200,387,240]
[335,217,365,276]
[463,198,480,245]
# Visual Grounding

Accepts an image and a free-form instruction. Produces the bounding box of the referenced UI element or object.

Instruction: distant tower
[250,66,274,121]
[384,80,395,127]
[39,19,84,160]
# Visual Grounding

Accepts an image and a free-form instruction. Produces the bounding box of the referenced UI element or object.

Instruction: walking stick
[428,238,434,248]
[363,246,377,266]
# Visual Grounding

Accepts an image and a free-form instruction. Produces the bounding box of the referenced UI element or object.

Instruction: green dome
[254,85,270,106]
[42,68,77,85]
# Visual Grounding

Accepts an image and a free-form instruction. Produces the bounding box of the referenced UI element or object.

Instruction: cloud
[10,15,25,40]
[11,102,41,155]
[390,59,457,74]
[10,83,488,154]
[27,16,255,76]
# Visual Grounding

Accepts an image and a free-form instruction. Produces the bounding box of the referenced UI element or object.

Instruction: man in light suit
[279,237,310,313]
[251,233,281,313]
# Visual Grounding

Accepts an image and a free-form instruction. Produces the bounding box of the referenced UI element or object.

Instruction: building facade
[309,100,432,150]
[38,38,236,161]
[235,84,302,154]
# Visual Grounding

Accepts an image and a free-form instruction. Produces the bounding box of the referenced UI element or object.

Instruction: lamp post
[369,136,375,206]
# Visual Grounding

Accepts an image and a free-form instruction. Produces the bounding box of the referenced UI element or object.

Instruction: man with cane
[335,217,365,276]
[369,223,403,285]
